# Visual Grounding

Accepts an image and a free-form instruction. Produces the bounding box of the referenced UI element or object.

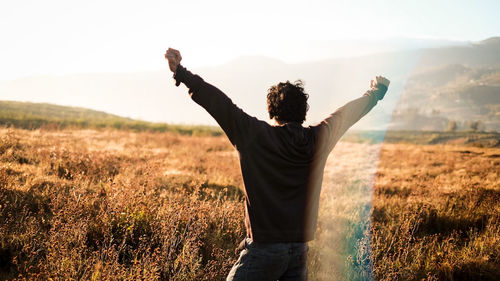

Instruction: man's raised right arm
[165,48,259,149]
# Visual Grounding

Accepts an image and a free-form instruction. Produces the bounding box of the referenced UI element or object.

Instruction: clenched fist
[165,48,182,73]
[370,75,390,89]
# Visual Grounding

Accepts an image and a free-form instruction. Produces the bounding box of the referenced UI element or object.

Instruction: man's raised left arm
[316,76,390,152]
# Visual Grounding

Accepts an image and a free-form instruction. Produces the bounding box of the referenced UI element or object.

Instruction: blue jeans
[226,238,309,281]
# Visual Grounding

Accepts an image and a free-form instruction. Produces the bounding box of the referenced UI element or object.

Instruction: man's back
[238,121,319,242]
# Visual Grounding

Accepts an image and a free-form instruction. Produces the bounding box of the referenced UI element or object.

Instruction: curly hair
[267,80,309,125]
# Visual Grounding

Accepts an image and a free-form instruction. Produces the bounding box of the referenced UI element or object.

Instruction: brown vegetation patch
[0,128,243,280]
[372,143,500,280]
[1,128,498,280]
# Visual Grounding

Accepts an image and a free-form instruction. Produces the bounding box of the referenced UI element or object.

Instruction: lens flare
[308,53,421,280]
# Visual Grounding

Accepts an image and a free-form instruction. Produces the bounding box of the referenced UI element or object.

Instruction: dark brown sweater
[173,65,388,242]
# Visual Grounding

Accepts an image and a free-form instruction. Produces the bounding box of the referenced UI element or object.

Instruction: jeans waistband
[245,238,309,252]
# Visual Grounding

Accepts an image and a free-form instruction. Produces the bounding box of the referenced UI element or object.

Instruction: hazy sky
[0,0,499,80]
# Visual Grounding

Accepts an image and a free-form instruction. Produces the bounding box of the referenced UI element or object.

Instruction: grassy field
[372,144,499,280]
[0,128,499,280]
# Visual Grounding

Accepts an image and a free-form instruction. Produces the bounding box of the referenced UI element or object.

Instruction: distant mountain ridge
[477,37,500,45]
[0,37,499,131]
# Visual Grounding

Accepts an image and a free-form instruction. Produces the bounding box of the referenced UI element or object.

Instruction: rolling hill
[0,100,221,135]
[391,63,500,131]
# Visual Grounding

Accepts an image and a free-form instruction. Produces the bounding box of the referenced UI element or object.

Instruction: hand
[370,75,390,88]
[165,48,182,73]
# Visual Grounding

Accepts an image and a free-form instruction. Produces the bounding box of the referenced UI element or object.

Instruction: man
[165,48,390,281]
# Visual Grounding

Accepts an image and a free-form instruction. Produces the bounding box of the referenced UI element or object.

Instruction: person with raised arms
[165,48,390,281]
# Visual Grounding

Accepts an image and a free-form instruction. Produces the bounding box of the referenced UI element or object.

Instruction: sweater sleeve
[173,65,260,149]
[315,84,388,153]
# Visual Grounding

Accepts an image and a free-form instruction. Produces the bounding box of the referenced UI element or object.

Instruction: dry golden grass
[372,144,500,280]
[0,128,243,280]
[0,128,499,280]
